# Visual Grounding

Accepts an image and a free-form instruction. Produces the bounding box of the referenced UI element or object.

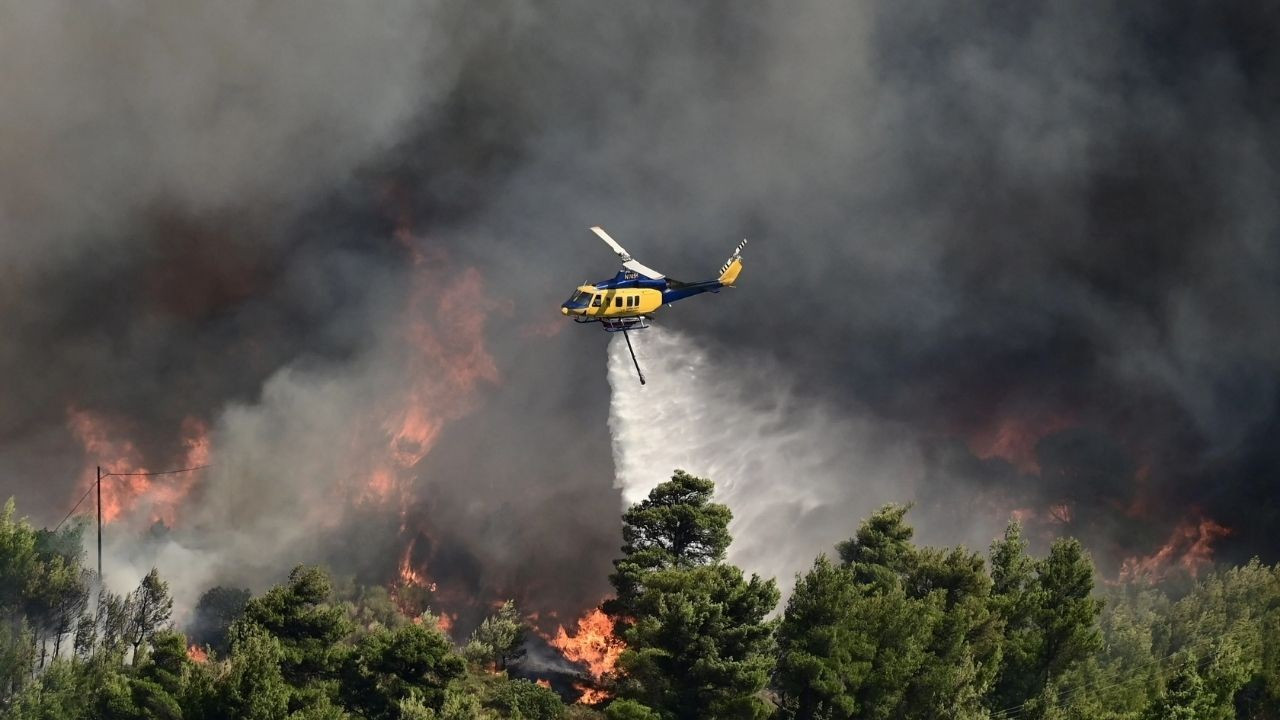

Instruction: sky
[0,1,1277,625]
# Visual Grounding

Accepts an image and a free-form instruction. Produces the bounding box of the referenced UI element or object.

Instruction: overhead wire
[50,464,211,532]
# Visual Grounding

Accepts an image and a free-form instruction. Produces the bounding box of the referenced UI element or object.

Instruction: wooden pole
[96,465,102,580]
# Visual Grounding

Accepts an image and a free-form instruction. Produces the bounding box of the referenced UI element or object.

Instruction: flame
[575,684,611,705]
[369,218,503,621]
[67,407,149,523]
[144,417,210,526]
[546,608,624,702]
[66,409,210,525]
[360,468,398,506]
[536,679,552,689]
[351,232,499,518]
[1119,517,1232,583]
[187,645,208,663]
[435,612,456,636]
[968,414,1074,474]
[397,538,437,593]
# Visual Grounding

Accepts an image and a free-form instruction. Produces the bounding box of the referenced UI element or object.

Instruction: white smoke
[607,325,925,595]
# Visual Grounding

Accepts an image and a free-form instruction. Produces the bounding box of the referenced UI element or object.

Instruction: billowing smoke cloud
[1,0,1278,623]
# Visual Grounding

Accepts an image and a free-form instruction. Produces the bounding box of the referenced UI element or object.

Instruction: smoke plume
[1,1,1277,622]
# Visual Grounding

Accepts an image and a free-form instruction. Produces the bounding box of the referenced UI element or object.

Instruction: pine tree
[126,568,174,666]
[774,556,864,719]
[605,470,733,619]
[344,621,465,718]
[618,564,778,720]
[237,565,353,687]
[988,529,1103,716]
[783,505,1001,719]
[468,599,526,671]
[836,503,915,589]
[608,471,778,719]
[221,623,292,720]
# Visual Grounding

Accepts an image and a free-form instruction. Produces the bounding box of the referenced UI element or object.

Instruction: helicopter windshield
[565,290,593,307]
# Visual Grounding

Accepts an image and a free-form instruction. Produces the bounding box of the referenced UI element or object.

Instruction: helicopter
[561,226,747,384]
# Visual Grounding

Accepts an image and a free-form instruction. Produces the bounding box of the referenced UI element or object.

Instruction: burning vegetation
[1119,516,1234,584]
[66,408,210,526]
[545,607,625,703]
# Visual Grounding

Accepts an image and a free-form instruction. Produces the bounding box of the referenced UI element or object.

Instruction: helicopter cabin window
[591,294,602,307]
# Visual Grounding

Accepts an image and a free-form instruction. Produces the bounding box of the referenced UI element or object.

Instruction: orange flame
[370,220,504,622]
[1119,517,1232,583]
[546,608,624,702]
[968,414,1074,474]
[435,612,456,636]
[575,683,612,705]
[398,538,437,593]
[66,409,210,526]
[187,645,208,663]
[352,234,500,518]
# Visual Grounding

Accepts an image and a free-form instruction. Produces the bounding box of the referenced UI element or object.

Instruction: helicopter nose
[561,306,569,315]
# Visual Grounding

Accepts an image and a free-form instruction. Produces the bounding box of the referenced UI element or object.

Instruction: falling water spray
[605,326,926,596]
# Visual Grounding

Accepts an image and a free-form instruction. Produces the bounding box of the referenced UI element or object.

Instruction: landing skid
[602,316,651,333]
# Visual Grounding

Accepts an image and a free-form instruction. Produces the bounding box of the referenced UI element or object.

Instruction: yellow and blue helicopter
[561,226,746,383]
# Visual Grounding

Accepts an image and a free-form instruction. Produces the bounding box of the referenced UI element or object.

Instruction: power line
[103,465,211,477]
[52,464,210,532]
[53,483,97,532]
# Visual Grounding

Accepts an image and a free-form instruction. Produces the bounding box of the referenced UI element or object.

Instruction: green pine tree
[607,471,778,720]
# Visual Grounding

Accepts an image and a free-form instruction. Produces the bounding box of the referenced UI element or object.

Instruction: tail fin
[718,239,748,286]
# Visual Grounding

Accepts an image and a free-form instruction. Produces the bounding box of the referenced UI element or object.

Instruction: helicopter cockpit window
[591,294,602,307]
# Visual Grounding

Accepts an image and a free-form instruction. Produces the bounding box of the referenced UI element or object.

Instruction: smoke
[0,1,448,272]
[1,0,1278,622]
[608,326,925,595]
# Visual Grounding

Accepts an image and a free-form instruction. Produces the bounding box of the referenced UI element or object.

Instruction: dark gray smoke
[1,1,1276,620]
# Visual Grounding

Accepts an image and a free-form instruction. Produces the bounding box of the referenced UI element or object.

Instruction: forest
[0,470,1277,719]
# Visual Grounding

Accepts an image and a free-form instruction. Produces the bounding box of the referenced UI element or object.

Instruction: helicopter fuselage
[560,271,724,323]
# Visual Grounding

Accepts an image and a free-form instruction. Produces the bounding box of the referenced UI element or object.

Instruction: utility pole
[84,462,207,583]
[96,465,103,579]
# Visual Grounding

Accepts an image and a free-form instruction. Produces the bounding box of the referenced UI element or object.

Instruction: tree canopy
[1,479,1277,720]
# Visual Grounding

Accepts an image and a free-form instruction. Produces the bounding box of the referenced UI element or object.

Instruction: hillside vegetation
[1,471,1277,719]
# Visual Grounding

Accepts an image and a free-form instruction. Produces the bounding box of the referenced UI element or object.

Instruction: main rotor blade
[591,226,630,259]
[590,226,665,279]
[623,259,665,280]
